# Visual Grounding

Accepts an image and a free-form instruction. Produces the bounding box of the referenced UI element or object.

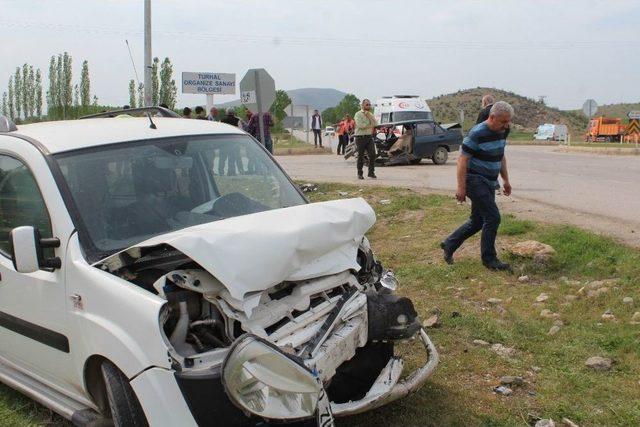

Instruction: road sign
[283,116,304,129]
[181,72,236,95]
[582,99,598,118]
[240,69,276,150]
[239,69,276,113]
[628,111,640,120]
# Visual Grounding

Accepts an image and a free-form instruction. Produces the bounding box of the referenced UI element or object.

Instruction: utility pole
[144,0,152,107]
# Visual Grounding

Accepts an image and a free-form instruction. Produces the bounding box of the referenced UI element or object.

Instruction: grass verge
[304,183,640,427]
[273,132,332,155]
[1,183,638,426]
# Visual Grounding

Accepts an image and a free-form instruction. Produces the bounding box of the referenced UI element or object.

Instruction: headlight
[380,270,398,291]
[222,335,320,420]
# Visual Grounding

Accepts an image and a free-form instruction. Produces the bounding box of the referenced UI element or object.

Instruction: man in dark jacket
[310,110,323,147]
[477,95,510,138]
[219,109,243,175]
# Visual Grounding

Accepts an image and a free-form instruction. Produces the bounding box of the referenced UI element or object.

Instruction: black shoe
[358,174,364,180]
[368,173,377,179]
[483,260,511,271]
[440,242,454,265]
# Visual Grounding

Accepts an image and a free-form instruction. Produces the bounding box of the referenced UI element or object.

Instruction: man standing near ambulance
[353,99,377,179]
[441,101,514,270]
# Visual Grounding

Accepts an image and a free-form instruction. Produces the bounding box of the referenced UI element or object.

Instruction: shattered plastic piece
[379,199,391,205]
[493,386,512,396]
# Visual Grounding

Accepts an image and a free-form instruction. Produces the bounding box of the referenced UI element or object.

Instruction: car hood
[95,197,376,303]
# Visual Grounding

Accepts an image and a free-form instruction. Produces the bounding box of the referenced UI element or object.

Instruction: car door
[0,140,78,394]
[413,122,446,158]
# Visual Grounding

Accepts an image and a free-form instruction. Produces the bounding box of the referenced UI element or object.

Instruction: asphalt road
[279,136,640,246]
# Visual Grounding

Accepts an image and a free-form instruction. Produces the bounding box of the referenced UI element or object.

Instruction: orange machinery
[586,117,626,142]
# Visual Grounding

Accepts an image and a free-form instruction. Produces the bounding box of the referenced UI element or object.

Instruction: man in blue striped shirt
[441,101,514,270]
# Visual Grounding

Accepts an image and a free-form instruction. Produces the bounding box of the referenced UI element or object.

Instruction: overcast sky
[1,0,638,110]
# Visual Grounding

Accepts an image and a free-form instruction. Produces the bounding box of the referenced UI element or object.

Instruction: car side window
[0,155,53,258]
[416,123,436,136]
[435,125,445,134]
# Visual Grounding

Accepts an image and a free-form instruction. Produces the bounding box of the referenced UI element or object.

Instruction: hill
[426,87,588,135]
[216,88,347,112]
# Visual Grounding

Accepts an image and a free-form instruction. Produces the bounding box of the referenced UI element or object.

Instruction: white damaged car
[0,109,438,426]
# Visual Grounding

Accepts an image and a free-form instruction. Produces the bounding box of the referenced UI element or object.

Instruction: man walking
[353,99,377,179]
[441,101,514,270]
[247,111,275,154]
[311,110,323,147]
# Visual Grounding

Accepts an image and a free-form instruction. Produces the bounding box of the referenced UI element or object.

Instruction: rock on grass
[508,240,555,261]
[585,356,612,371]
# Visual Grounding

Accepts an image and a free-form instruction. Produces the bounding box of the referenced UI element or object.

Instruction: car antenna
[146,112,157,129]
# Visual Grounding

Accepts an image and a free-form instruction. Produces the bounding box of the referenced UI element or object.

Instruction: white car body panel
[130,367,197,427]
[97,198,376,311]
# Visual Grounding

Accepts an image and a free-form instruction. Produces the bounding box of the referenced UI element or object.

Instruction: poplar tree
[92,95,98,107]
[128,80,136,108]
[56,54,64,112]
[1,92,7,116]
[47,56,57,118]
[159,58,177,109]
[74,84,80,108]
[137,83,144,108]
[62,52,73,111]
[80,60,90,107]
[35,69,42,118]
[22,63,30,118]
[7,76,15,120]
[14,67,22,119]
[27,66,35,118]
[151,57,159,105]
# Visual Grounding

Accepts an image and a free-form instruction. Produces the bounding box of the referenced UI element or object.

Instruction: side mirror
[9,226,61,273]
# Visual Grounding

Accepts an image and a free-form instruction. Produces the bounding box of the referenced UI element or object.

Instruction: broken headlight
[222,335,320,420]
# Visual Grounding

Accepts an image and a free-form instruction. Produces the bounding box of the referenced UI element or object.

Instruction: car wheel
[101,361,148,427]
[432,147,448,165]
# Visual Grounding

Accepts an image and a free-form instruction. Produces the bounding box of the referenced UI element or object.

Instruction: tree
[151,57,159,105]
[35,69,42,118]
[270,90,291,122]
[137,83,144,109]
[92,95,98,107]
[80,60,90,107]
[27,65,35,118]
[47,56,57,118]
[159,58,177,109]
[22,63,31,118]
[14,67,21,119]
[62,52,73,112]
[128,80,136,108]
[1,92,7,116]
[55,54,64,113]
[321,107,337,125]
[73,84,80,107]
[7,76,14,120]
[335,94,360,119]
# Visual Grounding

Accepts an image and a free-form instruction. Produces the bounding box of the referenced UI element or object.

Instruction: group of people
[180,105,275,155]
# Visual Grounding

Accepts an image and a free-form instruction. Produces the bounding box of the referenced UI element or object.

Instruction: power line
[0,19,635,51]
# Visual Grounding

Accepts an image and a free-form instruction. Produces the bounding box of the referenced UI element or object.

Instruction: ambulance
[374,95,434,125]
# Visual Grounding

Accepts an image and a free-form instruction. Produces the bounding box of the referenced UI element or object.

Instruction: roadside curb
[555,146,640,156]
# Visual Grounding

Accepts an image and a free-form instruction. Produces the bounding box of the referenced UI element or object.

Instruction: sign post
[240,69,276,148]
[182,72,236,116]
[582,99,598,118]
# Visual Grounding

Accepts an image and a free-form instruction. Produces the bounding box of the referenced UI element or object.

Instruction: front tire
[101,361,148,427]
[432,146,449,165]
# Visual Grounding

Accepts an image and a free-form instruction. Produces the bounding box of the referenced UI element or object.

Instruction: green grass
[304,183,640,427]
[2,183,639,426]
[272,132,332,155]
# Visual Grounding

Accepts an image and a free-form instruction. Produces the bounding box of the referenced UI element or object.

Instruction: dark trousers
[443,174,501,264]
[337,134,348,155]
[313,129,322,146]
[355,135,376,176]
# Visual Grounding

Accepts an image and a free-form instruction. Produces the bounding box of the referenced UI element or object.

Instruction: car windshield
[54,134,306,258]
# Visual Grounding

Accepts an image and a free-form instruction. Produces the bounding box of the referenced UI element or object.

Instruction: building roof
[10,117,246,154]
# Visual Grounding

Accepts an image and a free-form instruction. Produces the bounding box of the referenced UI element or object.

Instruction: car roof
[11,117,246,154]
